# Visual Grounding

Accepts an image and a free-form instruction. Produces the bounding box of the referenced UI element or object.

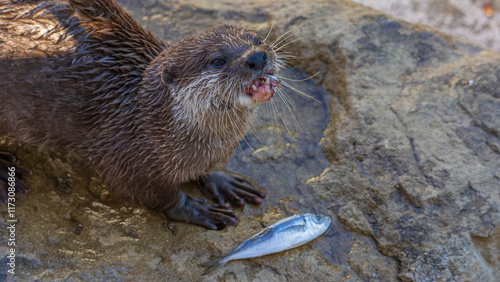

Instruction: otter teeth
[244,72,281,102]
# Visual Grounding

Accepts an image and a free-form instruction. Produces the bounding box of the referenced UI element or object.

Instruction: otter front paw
[199,171,266,207]
[163,193,238,230]
[0,151,31,204]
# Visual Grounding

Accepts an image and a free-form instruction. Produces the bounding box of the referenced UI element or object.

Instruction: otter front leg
[163,191,238,230]
[199,171,266,207]
[0,151,30,203]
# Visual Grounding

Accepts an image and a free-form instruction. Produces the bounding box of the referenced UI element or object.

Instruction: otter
[0,0,281,230]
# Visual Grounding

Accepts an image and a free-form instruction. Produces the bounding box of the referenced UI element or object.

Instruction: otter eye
[254,38,262,45]
[210,59,226,68]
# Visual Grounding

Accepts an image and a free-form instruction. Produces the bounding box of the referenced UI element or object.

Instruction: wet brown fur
[0,0,276,211]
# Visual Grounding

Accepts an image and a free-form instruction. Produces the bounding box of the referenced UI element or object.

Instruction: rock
[1,0,499,281]
[351,0,500,52]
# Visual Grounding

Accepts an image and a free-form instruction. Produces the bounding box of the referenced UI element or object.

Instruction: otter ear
[161,65,175,86]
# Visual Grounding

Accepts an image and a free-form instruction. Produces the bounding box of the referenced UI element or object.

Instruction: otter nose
[245,51,268,70]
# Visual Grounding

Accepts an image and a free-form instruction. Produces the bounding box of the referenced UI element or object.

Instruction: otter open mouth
[244,70,280,102]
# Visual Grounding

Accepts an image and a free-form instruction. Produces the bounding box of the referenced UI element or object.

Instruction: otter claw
[0,151,16,163]
[0,151,31,204]
[163,194,238,230]
[199,171,266,207]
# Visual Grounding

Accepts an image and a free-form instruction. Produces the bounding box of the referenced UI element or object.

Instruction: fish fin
[199,257,227,275]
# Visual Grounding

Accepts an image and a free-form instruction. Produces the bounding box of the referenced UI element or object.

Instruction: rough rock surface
[351,0,500,52]
[1,0,499,281]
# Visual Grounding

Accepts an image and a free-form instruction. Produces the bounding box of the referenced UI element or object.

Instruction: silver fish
[201,213,332,274]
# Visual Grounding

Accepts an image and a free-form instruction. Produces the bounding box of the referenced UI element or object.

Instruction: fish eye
[313,215,323,222]
[210,58,226,68]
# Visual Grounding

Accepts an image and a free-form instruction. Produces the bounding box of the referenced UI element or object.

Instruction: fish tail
[199,257,227,275]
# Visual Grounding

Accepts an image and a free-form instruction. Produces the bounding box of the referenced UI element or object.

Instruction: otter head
[160,24,280,112]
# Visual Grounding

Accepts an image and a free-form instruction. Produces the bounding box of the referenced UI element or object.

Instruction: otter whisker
[271,32,301,50]
[239,131,259,159]
[269,22,306,49]
[224,76,238,106]
[278,71,320,82]
[227,79,261,148]
[275,57,292,66]
[266,98,282,144]
[275,57,292,67]
[214,75,232,108]
[270,93,293,136]
[227,109,252,150]
[245,122,263,146]
[275,85,296,112]
[273,36,312,53]
[280,81,321,103]
[263,14,277,44]
[275,88,302,133]
[220,87,236,135]
[222,78,242,133]
[275,61,293,71]
[275,50,298,56]
[231,108,251,138]
[276,54,301,62]
[276,54,302,65]
[224,83,237,130]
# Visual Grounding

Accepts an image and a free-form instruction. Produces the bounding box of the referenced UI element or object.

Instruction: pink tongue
[248,80,274,102]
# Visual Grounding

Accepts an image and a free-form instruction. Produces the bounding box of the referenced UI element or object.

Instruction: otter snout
[245,50,268,71]
[240,49,279,106]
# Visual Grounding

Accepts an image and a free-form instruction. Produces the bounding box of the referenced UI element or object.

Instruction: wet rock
[1,0,499,281]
